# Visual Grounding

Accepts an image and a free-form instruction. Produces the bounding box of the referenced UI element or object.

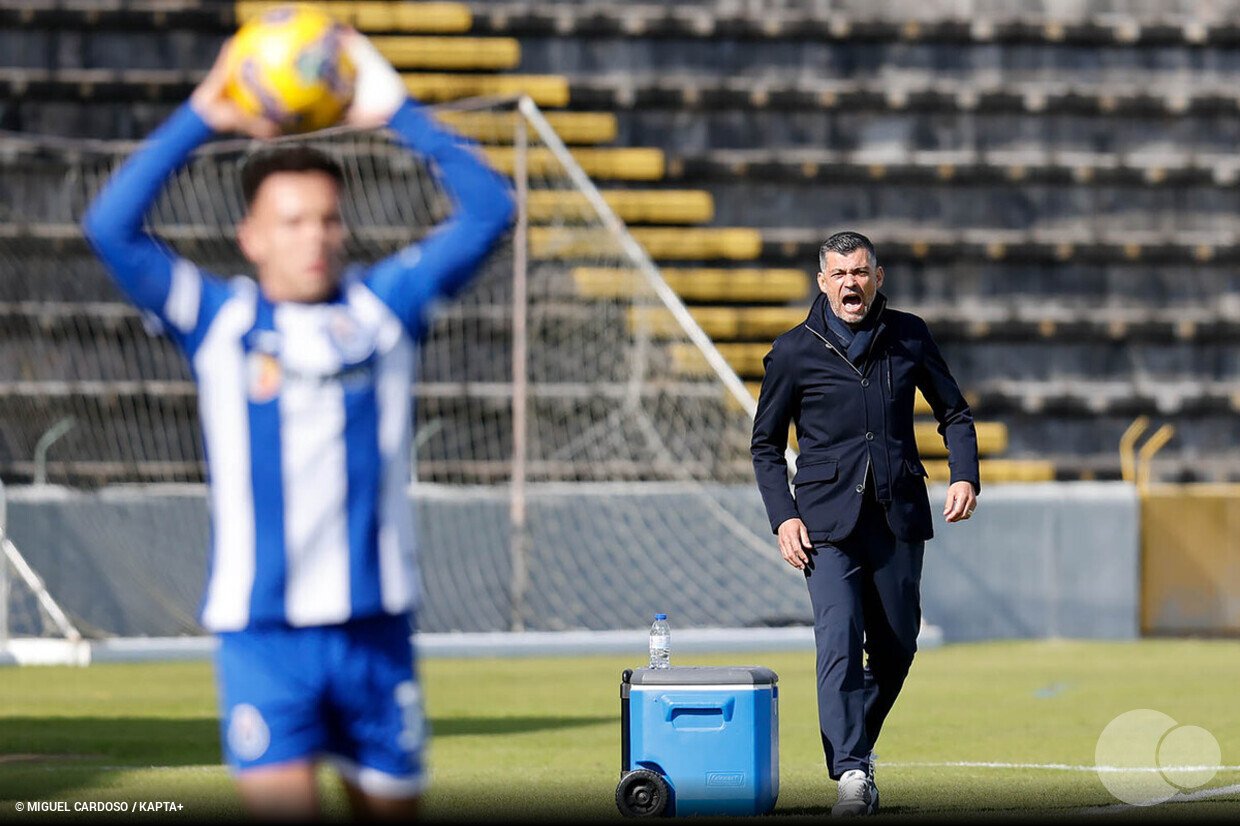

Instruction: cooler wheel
[615,769,670,817]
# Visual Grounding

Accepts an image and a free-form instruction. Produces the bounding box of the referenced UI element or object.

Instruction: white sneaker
[831,769,875,817]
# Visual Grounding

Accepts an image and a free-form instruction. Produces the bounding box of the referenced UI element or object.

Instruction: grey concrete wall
[922,482,1141,641]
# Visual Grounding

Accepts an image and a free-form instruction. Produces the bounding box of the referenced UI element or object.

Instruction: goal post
[0,477,86,664]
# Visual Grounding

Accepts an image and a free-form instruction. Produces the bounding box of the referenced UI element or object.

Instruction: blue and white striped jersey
[84,100,513,632]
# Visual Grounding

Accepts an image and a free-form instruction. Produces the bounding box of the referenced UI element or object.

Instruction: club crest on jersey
[326,308,376,362]
[227,703,271,762]
[247,352,282,403]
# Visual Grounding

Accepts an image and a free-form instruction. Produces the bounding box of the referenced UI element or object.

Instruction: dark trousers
[803,485,925,780]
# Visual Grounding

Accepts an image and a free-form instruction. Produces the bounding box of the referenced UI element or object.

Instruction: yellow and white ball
[225,4,356,133]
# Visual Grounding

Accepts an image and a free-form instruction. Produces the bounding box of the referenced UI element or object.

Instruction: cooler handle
[659,695,736,722]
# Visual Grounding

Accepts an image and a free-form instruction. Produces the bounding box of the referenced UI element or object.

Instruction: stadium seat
[923,458,1056,483]
[531,227,762,261]
[659,147,1218,189]
[372,36,521,71]
[438,111,616,145]
[623,306,1240,348]
[402,73,569,107]
[573,268,809,304]
[916,422,1008,457]
[463,3,1230,52]
[672,342,780,378]
[527,190,713,225]
[481,146,663,180]
[0,103,617,146]
[235,2,473,34]
[628,306,802,340]
[744,228,1240,269]
[627,228,764,261]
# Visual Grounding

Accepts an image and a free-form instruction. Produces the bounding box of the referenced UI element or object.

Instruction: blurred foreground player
[751,232,979,816]
[83,33,513,820]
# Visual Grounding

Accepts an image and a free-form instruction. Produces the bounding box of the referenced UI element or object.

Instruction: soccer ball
[225,4,356,134]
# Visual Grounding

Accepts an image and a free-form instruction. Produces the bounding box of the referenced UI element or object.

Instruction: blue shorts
[215,612,426,797]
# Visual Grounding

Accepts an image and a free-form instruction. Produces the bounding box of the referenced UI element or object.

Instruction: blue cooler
[617,666,779,817]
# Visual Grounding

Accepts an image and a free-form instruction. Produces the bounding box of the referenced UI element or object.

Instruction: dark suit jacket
[751,291,980,543]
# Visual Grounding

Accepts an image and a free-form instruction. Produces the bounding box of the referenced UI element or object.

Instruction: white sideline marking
[888,763,1240,813]
[887,760,1240,773]
[1074,781,1240,814]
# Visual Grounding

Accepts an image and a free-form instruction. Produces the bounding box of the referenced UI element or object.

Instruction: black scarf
[823,292,886,367]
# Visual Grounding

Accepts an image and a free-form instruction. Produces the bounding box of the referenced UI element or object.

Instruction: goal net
[0,96,811,638]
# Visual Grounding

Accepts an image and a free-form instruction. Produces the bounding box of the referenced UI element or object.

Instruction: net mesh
[0,98,810,635]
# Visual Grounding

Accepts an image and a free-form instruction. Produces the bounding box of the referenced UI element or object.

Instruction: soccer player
[82,33,514,820]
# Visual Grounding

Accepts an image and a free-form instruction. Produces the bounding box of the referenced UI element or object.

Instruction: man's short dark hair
[240,145,345,207]
[819,231,877,271]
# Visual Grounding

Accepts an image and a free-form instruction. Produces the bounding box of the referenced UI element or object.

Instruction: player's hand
[342,28,408,128]
[943,480,978,523]
[189,39,280,139]
[776,517,812,570]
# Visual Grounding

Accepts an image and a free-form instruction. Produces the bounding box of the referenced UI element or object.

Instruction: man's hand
[943,480,978,523]
[777,517,812,570]
[342,29,409,128]
[189,39,280,139]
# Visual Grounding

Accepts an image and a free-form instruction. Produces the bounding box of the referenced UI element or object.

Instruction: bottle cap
[654,613,667,621]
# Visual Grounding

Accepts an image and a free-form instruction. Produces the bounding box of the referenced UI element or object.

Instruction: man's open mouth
[841,293,864,312]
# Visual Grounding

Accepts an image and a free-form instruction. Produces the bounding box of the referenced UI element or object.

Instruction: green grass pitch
[2,639,1239,821]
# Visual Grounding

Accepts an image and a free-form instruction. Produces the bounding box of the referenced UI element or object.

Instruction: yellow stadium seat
[403,74,570,107]
[532,228,762,261]
[911,392,931,416]
[923,459,1055,483]
[672,342,767,376]
[357,2,472,32]
[915,422,1008,456]
[634,229,762,260]
[529,228,624,260]
[628,306,799,340]
[527,190,713,225]
[371,36,520,71]
[235,2,473,33]
[437,111,617,145]
[573,268,809,303]
[483,147,664,181]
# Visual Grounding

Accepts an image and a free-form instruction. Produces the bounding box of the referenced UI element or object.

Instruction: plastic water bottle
[649,613,670,669]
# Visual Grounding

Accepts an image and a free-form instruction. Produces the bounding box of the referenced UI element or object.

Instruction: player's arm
[345,32,515,336]
[82,41,275,347]
[81,106,212,319]
[913,318,981,520]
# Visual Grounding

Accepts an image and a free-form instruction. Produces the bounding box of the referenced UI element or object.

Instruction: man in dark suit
[751,231,980,817]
